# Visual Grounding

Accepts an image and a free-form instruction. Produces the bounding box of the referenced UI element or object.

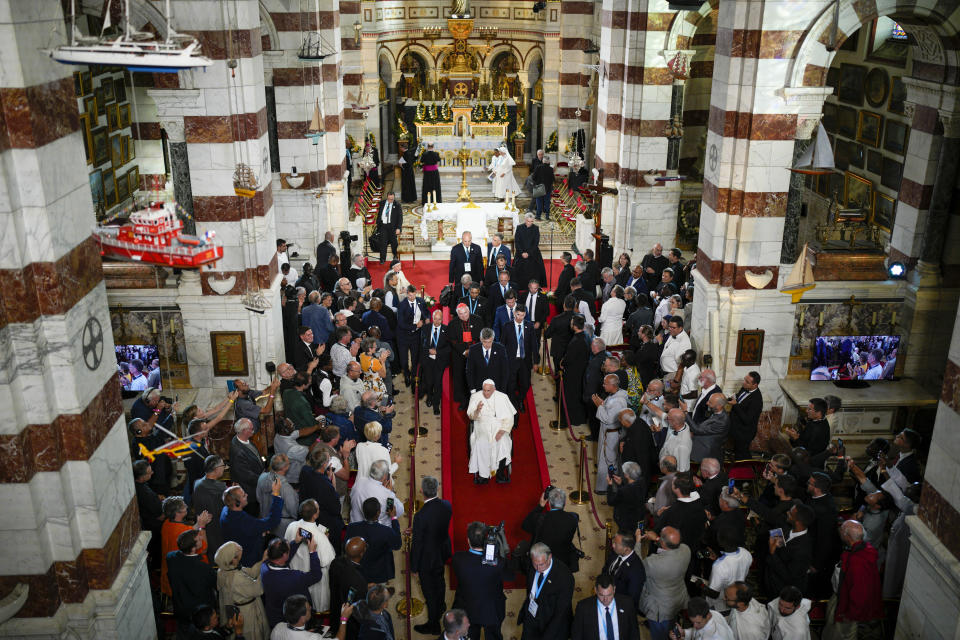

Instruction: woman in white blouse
[599,285,627,345]
[354,421,400,478]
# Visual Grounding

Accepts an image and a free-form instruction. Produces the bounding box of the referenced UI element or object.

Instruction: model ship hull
[96,233,223,268]
[50,42,213,71]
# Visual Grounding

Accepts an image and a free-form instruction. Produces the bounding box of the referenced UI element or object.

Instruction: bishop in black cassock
[399,143,418,203]
[420,144,442,203]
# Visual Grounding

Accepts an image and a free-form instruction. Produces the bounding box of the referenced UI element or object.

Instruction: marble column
[161,119,195,234]
[0,1,152,637]
[779,115,819,264]
[913,113,960,285]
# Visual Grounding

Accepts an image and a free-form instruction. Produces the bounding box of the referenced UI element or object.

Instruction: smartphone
[543,485,555,501]
[226,380,236,392]
[769,528,784,543]
[225,604,240,620]
[728,479,735,490]
[837,438,844,451]
[637,521,645,535]
[386,497,394,511]
[299,528,312,540]
[347,587,358,604]
[607,464,618,476]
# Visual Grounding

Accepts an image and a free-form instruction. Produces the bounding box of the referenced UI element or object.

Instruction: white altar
[419,201,519,250]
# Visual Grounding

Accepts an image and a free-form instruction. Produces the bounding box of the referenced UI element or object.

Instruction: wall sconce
[286,166,305,189]
[353,21,362,45]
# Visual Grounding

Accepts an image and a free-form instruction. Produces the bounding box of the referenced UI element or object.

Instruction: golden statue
[452,0,468,15]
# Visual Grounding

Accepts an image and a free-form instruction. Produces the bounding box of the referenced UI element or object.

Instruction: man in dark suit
[518,542,575,640]
[166,529,218,628]
[459,283,488,321]
[785,397,830,457]
[697,458,728,518]
[765,503,815,596]
[554,252,576,312]
[570,276,597,316]
[570,573,641,640]
[484,253,513,288]
[328,537,369,635]
[689,393,730,463]
[298,450,344,543]
[492,291,521,342]
[397,285,431,387]
[604,532,645,613]
[292,325,323,374]
[580,249,601,295]
[545,295,576,397]
[728,371,763,459]
[690,369,723,426]
[561,316,591,427]
[582,337,610,441]
[452,521,507,640]
[606,460,649,536]
[619,412,657,486]
[316,230,337,272]
[449,231,484,287]
[487,270,515,316]
[531,156,554,220]
[344,497,402,583]
[419,310,451,415]
[521,488,580,573]
[411,476,453,635]
[487,233,512,267]
[449,304,484,410]
[191,455,228,563]
[228,419,263,514]
[500,306,538,412]
[806,472,840,597]
[520,279,549,344]
[376,191,402,264]
[655,472,707,576]
[890,428,923,483]
[466,328,509,395]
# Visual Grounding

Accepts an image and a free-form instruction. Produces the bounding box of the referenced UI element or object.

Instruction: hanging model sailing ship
[305,98,325,144]
[94,201,223,268]
[233,163,259,198]
[790,123,834,175]
[49,0,213,71]
[780,243,817,303]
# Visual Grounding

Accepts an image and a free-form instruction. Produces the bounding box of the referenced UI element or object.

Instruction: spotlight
[532,1,546,13]
[887,261,906,279]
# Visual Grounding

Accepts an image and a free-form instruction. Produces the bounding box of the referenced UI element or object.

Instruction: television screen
[810,335,900,381]
[116,344,161,393]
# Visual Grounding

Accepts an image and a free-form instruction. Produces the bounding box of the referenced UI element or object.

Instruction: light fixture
[286,166,305,189]
[887,261,906,279]
[353,20,363,45]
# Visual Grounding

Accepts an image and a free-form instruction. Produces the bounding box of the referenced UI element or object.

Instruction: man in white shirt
[659,316,692,381]
[467,380,516,484]
[349,459,404,527]
[338,362,365,411]
[724,583,770,640]
[704,530,753,612]
[269,593,328,639]
[860,349,885,380]
[277,238,298,283]
[330,327,359,378]
[767,586,811,640]
[659,408,693,472]
[673,597,733,639]
[639,380,665,429]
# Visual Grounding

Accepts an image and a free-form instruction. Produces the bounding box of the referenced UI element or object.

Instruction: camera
[532,1,546,13]
[339,230,359,250]
[607,464,619,477]
[265,361,277,375]
[543,484,554,501]
[483,521,506,566]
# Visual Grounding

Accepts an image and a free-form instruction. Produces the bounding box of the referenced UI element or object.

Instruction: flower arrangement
[545,130,558,152]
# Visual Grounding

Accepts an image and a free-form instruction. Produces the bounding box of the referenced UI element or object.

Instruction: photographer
[521,488,581,573]
[131,387,178,431]
[606,461,648,535]
[452,521,508,640]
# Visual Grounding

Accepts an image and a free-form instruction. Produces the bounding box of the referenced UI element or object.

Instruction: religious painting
[120,136,128,165]
[89,169,104,211]
[864,68,889,107]
[126,135,136,161]
[91,126,109,166]
[889,77,906,115]
[101,77,115,103]
[884,120,909,154]
[106,103,121,133]
[84,95,96,117]
[119,103,131,128]
[834,139,863,171]
[211,331,249,376]
[94,86,106,115]
[79,112,93,164]
[127,166,140,194]
[74,71,92,97]
[110,133,124,168]
[735,330,764,366]
[115,77,127,103]
[116,168,129,202]
[837,106,858,138]
[821,102,837,133]
[873,192,896,232]
[844,172,873,218]
[881,157,903,190]
[867,149,883,175]
[857,111,882,147]
[838,64,867,106]
[103,167,117,207]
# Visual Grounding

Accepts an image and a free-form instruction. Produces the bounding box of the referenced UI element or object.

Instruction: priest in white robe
[492,145,521,200]
[467,379,516,484]
[283,508,337,612]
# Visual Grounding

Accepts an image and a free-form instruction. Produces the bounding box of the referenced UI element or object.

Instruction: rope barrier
[556,369,605,529]
[397,375,424,628]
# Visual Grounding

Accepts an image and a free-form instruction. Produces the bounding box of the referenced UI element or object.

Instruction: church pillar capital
[160,119,186,143]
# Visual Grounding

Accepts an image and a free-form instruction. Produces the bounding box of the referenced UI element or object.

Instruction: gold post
[569,439,589,504]
[549,371,564,430]
[395,531,425,618]
[605,518,615,553]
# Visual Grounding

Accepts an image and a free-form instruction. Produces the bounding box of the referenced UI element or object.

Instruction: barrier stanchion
[408,370,428,437]
[395,530,424,620]
[605,519,615,554]
[549,371,564,431]
[535,336,550,377]
[557,375,606,528]
[569,440,589,504]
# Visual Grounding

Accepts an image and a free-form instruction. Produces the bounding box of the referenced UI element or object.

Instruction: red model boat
[94,201,223,268]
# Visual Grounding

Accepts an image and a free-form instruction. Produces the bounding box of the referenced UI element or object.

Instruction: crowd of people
[128,227,925,640]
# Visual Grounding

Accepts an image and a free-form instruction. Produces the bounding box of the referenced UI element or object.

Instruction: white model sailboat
[781,243,816,303]
[305,99,325,144]
[790,123,834,175]
[50,0,213,71]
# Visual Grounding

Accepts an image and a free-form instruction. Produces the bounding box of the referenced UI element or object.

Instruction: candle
[432,190,437,204]
[170,318,175,333]
[151,319,158,333]
[818,312,824,327]
[799,310,805,325]
[872,311,877,324]
[892,311,897,325]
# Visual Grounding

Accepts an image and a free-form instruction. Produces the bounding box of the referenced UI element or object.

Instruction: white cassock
[467,389,516,477]
[283,519,337,612]
[393,269,412,292]
[598,296,626,345]
[492,148,521,199]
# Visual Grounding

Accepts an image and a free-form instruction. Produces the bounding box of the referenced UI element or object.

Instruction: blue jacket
[302,303,334,344]
[354,406,392,444]
[397,296,431,340]
[261,543,324,628]
[345,519,402,583]
[361,310,393,341]
[486,242,512,267]
[492,304,520,342]
[220,496,283,567]
[327,411,359,442]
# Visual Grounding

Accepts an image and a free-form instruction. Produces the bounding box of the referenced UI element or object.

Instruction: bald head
[666,408,686,430]
[647,379,664,396]
[661,526,681,548]
[700,457,721,477]
[345,536,367,560]
[840,520,865,545]
[708,392,726,411]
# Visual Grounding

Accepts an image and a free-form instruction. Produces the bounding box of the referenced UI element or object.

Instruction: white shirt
[707,548,753,611]
[331,342,354,377]
[863,363,884,380]
[526,291,538,321]
[767,598,811,640]
[728,599,771,640]
[338,376,365,411]
[693,383,719,416]
[355,441,398,479]
[654,298,673,328]
[660,425,693,471]
[270,623,325,639]
[577,299,595,327]
[514,322,526,359]
[660,330,692,374]
[683,611,734,639]
[349,476,405,526]
[381,200,395,224]
[680,365,702,409]
[411,298,422,325]
[596,599,620,640]
[273,431,310,483]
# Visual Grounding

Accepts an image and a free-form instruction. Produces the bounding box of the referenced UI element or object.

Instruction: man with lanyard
[460,283,487,322]
[376,192,402,265]
[520,279,548,347]
[449,231,484,292]
[488,232,511,266]
[419,309,450,415]
[570,573,640,640]
[233,377,280,436]
[518,542,574,640]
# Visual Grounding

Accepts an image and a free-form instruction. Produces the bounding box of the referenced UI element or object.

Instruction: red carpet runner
[440,371,551,588]
[368,258,568,298]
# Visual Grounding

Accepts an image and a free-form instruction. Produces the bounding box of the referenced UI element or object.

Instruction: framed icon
[89,169,104,211]
[834,139,864,171]
[884,120,909,154]
[844,172,873,218]
[114,77,127,103]
[94,86,106,115]
[74,70,92,96]
[888,76,906,115]
[91,126,109,166]
[126,135,136,161]
[106,103,120,133]
[101,77,115,103]
[735,329,764,366]
[857,111,882,147]
[103,167,117,207]
[837,105,858,138]
[127,166,140,194]
[79,112,93,164]
[110,133,124,168]
[873,192,896,232]
[119,103,131,128]
[838,64,867,106]
[821,102,837,133]
[864,68,889,107]
[881,157,902,190]
[211,331,249,376]
[84,95,97,117]
[866,149,883,175]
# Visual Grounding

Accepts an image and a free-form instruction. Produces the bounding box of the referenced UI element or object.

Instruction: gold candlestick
[457,145,479,207]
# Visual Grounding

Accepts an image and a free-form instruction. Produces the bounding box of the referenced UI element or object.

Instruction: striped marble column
[557,1,594,154]
[0,2,152,636]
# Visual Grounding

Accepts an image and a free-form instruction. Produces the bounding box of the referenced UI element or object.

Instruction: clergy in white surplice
[467,380,516,484]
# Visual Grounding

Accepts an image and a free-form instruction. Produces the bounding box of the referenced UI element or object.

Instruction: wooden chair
[397,221,417,266]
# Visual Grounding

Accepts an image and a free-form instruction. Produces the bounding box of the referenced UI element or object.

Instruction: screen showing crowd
[810,335,899,381]
[116,344,162,391]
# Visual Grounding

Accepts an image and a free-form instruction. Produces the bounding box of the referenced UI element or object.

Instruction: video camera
[340,230,359,250]
[483,521,507,566]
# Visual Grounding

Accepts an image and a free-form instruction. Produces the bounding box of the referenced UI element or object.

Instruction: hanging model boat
[49,0,212,72]
[233,163,259,198]
[305,98,325,145]
[790,122,834,175]
[94,201,223,268]
[780,243,817,303]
